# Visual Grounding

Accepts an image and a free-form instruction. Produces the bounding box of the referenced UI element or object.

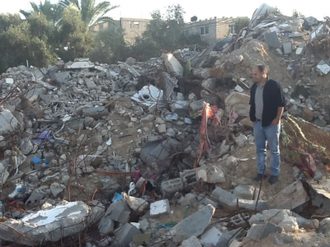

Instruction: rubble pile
[0,3,330,247]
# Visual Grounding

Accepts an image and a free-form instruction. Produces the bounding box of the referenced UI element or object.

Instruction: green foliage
[0,14,22,31]
[0,14,56,72]
[234,17,250,34]
[133,4,191,60]
[89,27,127,64]
[60,0,118,28]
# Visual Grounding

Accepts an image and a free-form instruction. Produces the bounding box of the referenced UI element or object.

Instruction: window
[200,26,209,36]
[229,25,235,34]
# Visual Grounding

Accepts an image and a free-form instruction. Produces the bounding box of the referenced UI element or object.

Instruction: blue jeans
[253,121,281,176]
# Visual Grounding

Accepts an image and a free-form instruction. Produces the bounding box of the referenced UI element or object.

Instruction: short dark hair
[256,64,268,75]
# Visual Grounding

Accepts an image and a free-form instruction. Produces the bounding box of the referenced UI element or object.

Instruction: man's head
[253,65,268,84]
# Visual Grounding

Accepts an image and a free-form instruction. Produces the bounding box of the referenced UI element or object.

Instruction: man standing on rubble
[249,65,286,184]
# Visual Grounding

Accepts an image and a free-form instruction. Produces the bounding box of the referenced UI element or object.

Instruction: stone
[98,216,115,236]
[190,100,204,113]
[111,223,141,247]
[293,212,319,230]
[180,236,202,247]
[202,78,216,90]
[50,182,64,197]
[268,180,309,210]
[0,108,19,134]
[247,222,283,241]
[200,226,222,246]
[314,119,327,127]
[51,71,71,84]
[225,92,250,117]
[157,124,166,133]
[235,134,248,148]
[234,185,255,200]
[150,199,170,217]
[278,216,299,232]
[0,201,103,246]
[226,156,238,166]
[126,57,136,65]
[161,53,183,77]
[180,193,197,207]
[82,106,109,120]
[141,114,155,122]
[196,165,225,184]
[262,209,289,225]
[139,219,149,232]
[170,204,215,243]
[123,193,148,213]
[302,106,314,121]
[132,233,151,245]
[84,117,95,127]
[319,218,330,236]
[20,139,33,155]
[217,228,242,247]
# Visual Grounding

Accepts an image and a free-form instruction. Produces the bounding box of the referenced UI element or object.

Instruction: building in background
[183,17,235,45]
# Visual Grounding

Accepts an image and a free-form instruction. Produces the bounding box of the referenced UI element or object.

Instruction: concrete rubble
[0,3,330,247]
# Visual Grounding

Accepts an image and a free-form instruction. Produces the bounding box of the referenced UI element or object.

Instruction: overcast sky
[2,0,329,22]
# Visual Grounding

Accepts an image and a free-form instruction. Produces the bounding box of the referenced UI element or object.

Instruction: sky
[1,0,329,22]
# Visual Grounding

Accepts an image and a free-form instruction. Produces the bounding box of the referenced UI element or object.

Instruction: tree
[56,6,94,61]
[60,0,118,28]
[0,13,22,31]
[20,0,64,24]
[89,27,127,64]
[0,13,56,72]
[234,17,250,34]
[292,10,305,18]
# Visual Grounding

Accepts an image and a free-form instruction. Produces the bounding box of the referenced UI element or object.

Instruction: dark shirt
[249,79,286,127]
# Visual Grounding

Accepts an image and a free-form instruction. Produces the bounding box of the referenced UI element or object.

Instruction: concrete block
[234,185,255,200]
[180,236,202,247]
[180,169,198,188]
[111,223,141,247]
[247,223,283,241]
[150,199,170,217]
[249,213,264,225]
[268,180,309,210]
[170,204,215,243]
[161,53,183,77]
[283,42,292,54]
[225,92,250,117]
[200,226,222,246]
[161,178,184,195]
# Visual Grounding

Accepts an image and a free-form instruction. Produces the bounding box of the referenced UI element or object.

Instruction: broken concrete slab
[98,215,115,236]
[65,59,95,69]
[247,222,283,241]
[111,223,141,247]
[161,53,183,77]
[234,185,255,200]
[316,60,330,75]
[51,71,71,84]
[82,106,109,120]
[132,233,151,245]
[217,228,242,247]
[268,180,309,210]
[0,201,104,246]
[263,209,289,225]
[278,216,299,232]
[150,199,170,217]
[264,31,282,48]
[0,107,19,134]
[200,226,222,246]
[170,204,215,243]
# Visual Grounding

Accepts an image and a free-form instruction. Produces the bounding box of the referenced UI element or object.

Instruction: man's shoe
[268,175,278,184]
[253,173,267,181]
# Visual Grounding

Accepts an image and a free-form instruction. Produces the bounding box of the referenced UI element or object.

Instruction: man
[249,65,286,184]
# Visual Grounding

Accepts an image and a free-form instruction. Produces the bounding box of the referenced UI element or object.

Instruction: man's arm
[272,107,284,125]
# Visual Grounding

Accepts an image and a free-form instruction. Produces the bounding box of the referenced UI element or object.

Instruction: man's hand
[271,118,280,125]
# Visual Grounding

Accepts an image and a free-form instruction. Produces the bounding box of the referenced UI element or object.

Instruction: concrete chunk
[264,31,282,48]
[180,236,202,247]
[170,204,215,243]
[98,216,114,236]
[105,200,131,223]
[161,53,183,77]
[111,223,141,247]
[234,185,255,200]
[150,199,170,217]
[268,180,309,210]
[283,42,292,54]
[0,108,19,134]
[196,165,225,184]
[200,226,222,246]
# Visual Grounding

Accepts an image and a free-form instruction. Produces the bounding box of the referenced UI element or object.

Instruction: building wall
[120,18,151,44]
